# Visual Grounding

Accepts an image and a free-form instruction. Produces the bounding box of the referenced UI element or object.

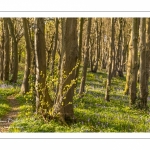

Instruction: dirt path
[0,96,19,132]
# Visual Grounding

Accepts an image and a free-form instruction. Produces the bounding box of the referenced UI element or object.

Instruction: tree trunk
[145,18,150,109]
[53,18,78,123]
[0,22,4,80]
[34,18,53,117]
[116,18,124,77]
[124,31,132,95]
[93,18,101,73]
[75,18,84,79]
[111,18,116,77]
[79,18,92,95]
[105,18,114,102]
[7,18,18,83]
[139,18,147,109]
[51,18,59,76]
[129,18,140,106]
[3,18,10,81]
[20,18,31,94]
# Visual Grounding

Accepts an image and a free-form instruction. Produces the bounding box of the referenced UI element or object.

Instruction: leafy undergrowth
[9,71,150,132]
[0,83,20,118]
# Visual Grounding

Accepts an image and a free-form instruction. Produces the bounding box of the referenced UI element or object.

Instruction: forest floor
[0,70,150,132]
[0,96,19,132]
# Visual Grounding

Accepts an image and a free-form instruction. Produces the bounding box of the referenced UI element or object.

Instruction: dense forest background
[0,18,150,132]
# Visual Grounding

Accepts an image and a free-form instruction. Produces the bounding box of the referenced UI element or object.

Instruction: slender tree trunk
[3,18,10,81]
[7,18,18,83]
[20,18,31,94]
[75,18,84,79]
[47,34,54,69]
[139,18,147,109]
[124,31,132,95]
[90,38,94,72]
[93,18,100,73]
[105,18,115,102]
[51,18,59,76]
[111,18,116,77]
[116,18,124,77]
[0,22,4,80]
[129,18,140,106]
[79,18,92,95]
[145,18,150,108]
[34,18,53,117]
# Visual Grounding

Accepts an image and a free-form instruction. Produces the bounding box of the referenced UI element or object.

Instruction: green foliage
[0,97,10,118]
[0,84,19,117]
[9,71,150,132]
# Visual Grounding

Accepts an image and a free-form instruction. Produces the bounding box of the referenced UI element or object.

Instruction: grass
[0,83,19,118]
[8,70,150,132]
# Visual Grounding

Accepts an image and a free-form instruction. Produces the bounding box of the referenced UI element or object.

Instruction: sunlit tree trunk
[34,18,53,116]
[105,18,115,102]
[79,18,92,95]
[54,18,78,123]
[7,18,18,83]
[3,18,10,81]
[116,18,124,77]
[124,31,132,95]
[75,18,84,79]
[129,18,140,106]
[51,18,59,76]
[20,18,31,94]
[0,22,4,80]
[111,18,116,77]
[139,18,148,109]
[92,18,101,73]
[145,18,150,108]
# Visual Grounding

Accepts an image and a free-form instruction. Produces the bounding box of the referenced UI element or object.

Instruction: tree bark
[3,18,10,81]
[75,18,84,79]
[54,18,78,123]
[79,18,92,95]
[34,18,53,116]
[7,18,18,83]
[0,22,4,80]
[129,18,140,106]
[139,18,147,109]
[20,18,31,94]
[51,18,59,76]
[105,18,114,102]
